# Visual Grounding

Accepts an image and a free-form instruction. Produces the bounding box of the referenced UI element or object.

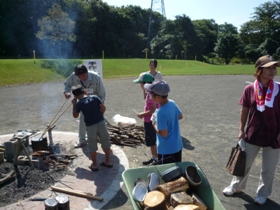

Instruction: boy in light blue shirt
[145,80,183,164]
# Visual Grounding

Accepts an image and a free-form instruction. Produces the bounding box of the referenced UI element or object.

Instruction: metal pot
[161,165,183,183]
[185,165,202,186]
[147,172,160,191]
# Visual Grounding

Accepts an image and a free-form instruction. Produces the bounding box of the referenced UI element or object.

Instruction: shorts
[86,120,111,152]
[144,121,156,147]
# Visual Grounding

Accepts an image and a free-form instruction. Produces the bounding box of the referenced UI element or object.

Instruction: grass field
[0,59,255,86]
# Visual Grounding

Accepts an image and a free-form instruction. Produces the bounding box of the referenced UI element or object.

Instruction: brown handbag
[226,144,246,177]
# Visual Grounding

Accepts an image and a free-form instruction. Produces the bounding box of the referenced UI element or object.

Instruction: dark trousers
[157,150,182,164]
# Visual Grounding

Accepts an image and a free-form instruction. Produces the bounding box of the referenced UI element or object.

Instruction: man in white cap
[64,64,106,148]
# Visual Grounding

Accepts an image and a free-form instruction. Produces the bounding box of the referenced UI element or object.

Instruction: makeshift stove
[1,125,71,170]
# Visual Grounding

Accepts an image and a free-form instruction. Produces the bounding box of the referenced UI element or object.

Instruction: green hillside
[0,59,254,86]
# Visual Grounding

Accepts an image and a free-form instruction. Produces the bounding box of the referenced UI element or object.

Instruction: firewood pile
[106,120,145,147]
[131,166,208,210]
[135,176,208,210]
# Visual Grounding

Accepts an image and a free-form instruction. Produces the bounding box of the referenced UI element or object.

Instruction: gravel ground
[0,75,279,210]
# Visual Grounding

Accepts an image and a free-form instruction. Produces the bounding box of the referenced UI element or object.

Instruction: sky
[102,0,269,30]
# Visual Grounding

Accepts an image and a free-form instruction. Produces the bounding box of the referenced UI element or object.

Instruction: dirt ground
[0,75,280,210]
[0,163,66,207]
[0,141,78,208]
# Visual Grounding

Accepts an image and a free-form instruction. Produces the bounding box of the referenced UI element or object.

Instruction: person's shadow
[72,143,121,199]
[75,144,129,209]
[182,136,195,150]
[232,192,280,209]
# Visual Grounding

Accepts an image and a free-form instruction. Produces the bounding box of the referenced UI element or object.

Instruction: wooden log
[58,159,70,164]
[144,191,166,210]
[121,139,140,144]
[110,137,124,146]
[119,142,135,146]
[192,193,207,210]
[174,204,200,210]
[166,205,175,210]
[64,154,78,158]
[0,171,16,185]
[107,127,121,132]
[51,186,103,201]
[157,177,189,198]
[107,121,145,147]
[120,135,129,139]
[170,191,193,207]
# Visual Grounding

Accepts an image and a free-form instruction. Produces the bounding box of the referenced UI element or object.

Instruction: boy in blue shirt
[64,64,106,148]
[145,80,183,164]
[71,85,112,171]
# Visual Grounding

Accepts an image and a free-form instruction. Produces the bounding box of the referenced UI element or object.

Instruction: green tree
[116,5,152,58]
[150,15,199,59]
[0,0,52,58]
[36,3,76,57]
[253,1,280,43]
[192,19,218,60]
[173,15,199,60]
[214,23,239,64]
[64,0,95,57]
[258,38,279,56]
[239,1,280,60]
[150,20,176,58]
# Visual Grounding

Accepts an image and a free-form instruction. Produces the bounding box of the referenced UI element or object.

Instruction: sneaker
[223,186,242,196]
[149,160,158,166]
[142,158,154,165]
[254,196,267,205]
[74,141,87,148]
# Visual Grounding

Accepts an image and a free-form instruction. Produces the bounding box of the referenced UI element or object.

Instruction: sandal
[89,164,98,171]
[100,162,113,168]
[74,141,87,148]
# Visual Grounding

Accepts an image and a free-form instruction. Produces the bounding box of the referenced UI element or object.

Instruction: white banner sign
[83,60,103,78]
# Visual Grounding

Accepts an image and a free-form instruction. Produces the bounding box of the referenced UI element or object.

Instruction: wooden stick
[51,186,103,201]
[40,100,71,139]
[48,98,68,128]
[132,108,139,114]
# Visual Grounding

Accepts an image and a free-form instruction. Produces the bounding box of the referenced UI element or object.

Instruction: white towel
[254,80,279,112]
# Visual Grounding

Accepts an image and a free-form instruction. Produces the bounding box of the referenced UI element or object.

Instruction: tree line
[0,0,279,64]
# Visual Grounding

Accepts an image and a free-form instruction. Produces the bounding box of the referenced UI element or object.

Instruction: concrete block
[17,155,45,170]
[4,140,18,163]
